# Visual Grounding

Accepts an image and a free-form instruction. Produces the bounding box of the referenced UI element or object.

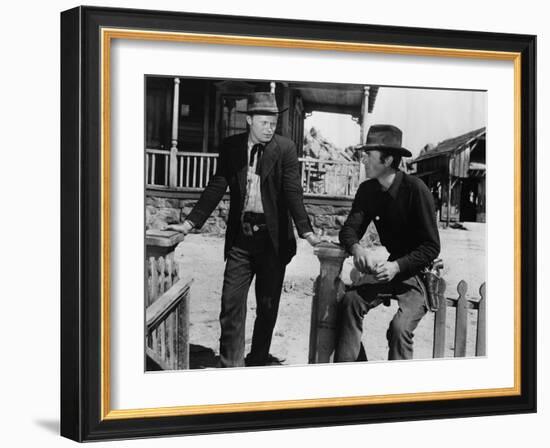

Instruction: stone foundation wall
[146,196,229,235]
[146,195,379,244]
[304,203,350,236]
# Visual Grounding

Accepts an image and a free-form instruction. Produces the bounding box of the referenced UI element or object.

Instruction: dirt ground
[175,222,486,367]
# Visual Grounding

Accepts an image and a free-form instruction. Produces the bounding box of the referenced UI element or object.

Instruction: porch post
[309,242,347,364]
[279,82,291,138]
[446,156,452,228]
[202,82,210,152]
[359,86,370,144]
[169,77,180,187]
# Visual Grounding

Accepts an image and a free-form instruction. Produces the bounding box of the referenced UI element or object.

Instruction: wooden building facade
[411,127,486,224]
[145,76,378,201]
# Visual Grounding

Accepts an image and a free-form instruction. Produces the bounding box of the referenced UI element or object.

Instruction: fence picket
[164,155,168,186]
[149,257,158,304]
[166,307,174,369]
[165,254,173,289]
[179,156,183,187]
[158,257,166,295]
[145,154,150,185]
[454,280,469,357]
[432,278,447,358]
[160,321,166,361]
[176,292,190,369]
[476,282,487,356]
[200,157,204,188]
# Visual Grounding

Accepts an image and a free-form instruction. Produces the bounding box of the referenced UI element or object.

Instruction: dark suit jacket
[186,132,313,264]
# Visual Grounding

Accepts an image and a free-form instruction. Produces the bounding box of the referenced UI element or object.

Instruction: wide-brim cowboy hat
[237,92,288,115]
[359,124,412,158]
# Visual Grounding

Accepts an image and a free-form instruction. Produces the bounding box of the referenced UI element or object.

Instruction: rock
[335,206,351,216]
[306,204,335,215]
[181,206,194,217]
[147,197,180,208]
[314,215,334,228]
[335,215,347,226]
[180,199,198,208]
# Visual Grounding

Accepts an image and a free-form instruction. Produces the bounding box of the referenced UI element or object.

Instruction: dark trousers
[335,276,427,362]
[218,229,286,367]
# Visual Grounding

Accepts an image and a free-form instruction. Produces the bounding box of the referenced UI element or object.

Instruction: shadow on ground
[190,344,219,369]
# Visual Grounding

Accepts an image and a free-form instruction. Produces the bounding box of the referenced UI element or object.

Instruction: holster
[420,258,444,312]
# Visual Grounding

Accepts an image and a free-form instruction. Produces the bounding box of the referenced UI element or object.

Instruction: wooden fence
[433,279,486,358]
[311,244,487,362]
[145,252,192,370]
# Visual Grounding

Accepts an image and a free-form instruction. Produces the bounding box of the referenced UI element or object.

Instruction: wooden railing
[145,252,192,370]
[299,157,361,197]
[146,149,218,190]
[145,149,361,197]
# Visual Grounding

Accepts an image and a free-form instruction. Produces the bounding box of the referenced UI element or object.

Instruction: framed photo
[60,6,536,442]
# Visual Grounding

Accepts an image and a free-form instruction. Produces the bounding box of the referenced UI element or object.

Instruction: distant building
[411,127,486,224]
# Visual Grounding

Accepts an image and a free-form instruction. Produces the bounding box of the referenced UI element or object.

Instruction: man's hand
[162,220,193,235]
[351,244,376,274]
[304,232,321,247]
[373,261,400,283]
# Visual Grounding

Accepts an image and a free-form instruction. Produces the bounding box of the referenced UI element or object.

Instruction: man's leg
[246,244,286,366]
[334,286,383,362]
[218,246,254,367]
[386,276,428,360]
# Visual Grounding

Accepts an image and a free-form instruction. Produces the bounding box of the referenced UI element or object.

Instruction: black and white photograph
[144,76,487,371]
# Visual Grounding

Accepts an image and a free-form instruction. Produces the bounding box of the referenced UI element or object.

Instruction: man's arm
[394,181,441,276]
[339,184,376,273]
[339,184,371,253]
[185,141,229,229]
[280,142,313,237]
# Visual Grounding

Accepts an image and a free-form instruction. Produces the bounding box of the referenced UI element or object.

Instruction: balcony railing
[146,149,361,198]
[299,157,361,197]
[146,150,218,190]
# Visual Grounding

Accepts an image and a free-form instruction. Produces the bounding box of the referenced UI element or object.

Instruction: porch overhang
[289,83,379,119]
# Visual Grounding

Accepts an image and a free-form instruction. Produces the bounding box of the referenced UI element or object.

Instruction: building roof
[414,127,486,163]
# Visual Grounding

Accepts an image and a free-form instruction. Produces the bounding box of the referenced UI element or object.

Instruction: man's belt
[242,212,267,236]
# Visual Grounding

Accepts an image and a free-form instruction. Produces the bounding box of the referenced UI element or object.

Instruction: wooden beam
[303,102,360,116]
[146,277,193,332]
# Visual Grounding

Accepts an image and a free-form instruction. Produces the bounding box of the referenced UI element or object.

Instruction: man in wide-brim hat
[166,91,319,367]
[336,124,440,361]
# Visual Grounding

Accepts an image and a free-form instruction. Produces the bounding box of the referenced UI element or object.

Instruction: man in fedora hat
[166,91,320,367]
[335,124,440,361]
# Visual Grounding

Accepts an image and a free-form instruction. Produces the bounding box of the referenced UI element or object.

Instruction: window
[221,96,248,137]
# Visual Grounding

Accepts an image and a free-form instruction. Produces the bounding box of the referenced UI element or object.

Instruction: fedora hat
[359,124,412,158]
[238,92,288,115]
